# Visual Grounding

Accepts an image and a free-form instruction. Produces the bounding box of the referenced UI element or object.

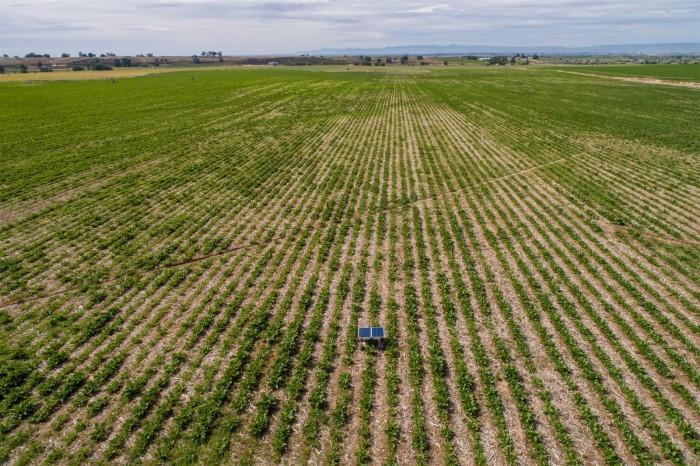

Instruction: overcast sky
[1,0,699,56]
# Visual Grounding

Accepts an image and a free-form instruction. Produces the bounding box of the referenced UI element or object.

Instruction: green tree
[488,56,508,66]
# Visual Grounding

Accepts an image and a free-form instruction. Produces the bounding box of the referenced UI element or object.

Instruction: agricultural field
[0,65,236,83]
[563,64,700,82]
[0,65,698,465]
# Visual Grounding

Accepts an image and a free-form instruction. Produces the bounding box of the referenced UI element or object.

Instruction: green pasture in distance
[563,63,700,81]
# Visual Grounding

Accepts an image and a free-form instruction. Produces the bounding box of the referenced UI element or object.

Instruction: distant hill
[306,43,700,57]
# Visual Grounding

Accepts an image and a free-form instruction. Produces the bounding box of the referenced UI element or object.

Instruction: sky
[1,0,699,56]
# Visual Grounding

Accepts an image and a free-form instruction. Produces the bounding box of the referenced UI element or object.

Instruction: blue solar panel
[359,326,385,340]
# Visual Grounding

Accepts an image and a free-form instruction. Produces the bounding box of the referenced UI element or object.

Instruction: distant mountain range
[306,43,700,56]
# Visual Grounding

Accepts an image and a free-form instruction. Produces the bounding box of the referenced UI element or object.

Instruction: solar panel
[358,326,385,341]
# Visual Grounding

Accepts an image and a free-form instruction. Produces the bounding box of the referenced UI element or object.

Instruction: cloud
[401,4,449,14]
[0,0,698,55]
